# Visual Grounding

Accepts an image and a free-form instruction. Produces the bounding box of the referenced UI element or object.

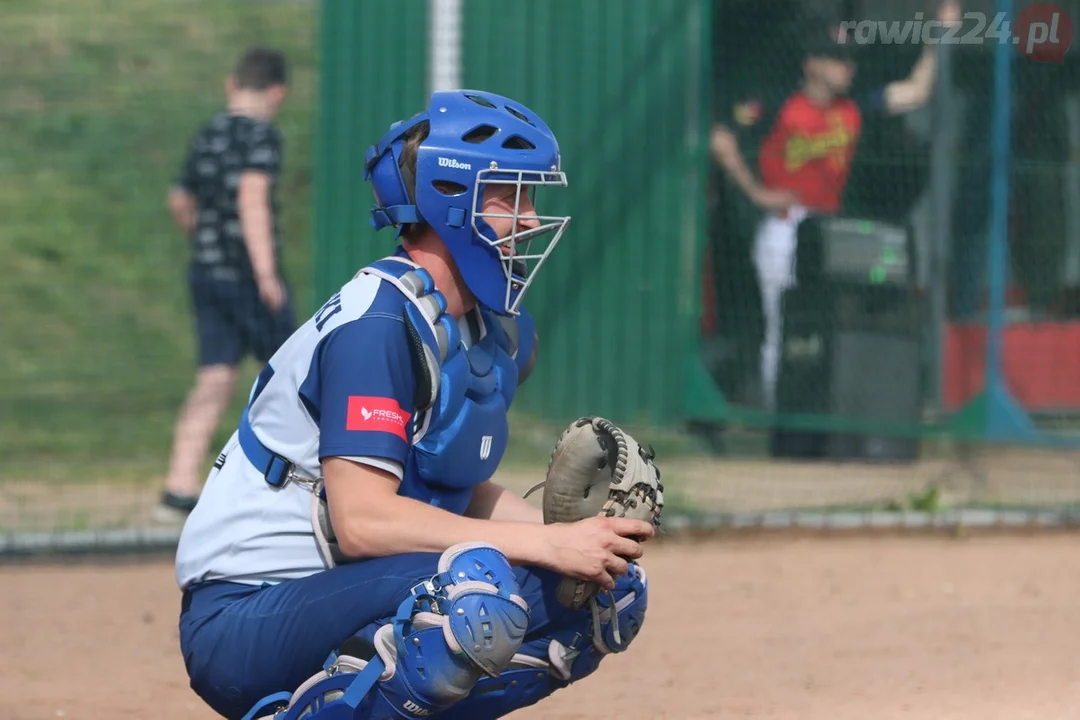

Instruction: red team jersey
[758,93,861,212]
[727,89,881,214]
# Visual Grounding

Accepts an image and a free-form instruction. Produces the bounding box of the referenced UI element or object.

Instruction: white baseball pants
[752,206,808,410]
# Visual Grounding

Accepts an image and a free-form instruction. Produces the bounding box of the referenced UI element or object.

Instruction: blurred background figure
[155,47,297,523]
[709,0,961,411]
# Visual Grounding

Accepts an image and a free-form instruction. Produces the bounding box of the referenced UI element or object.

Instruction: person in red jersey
[710,1,960,410]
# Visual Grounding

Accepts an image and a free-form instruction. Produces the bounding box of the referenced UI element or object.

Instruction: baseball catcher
[173,89,663,720]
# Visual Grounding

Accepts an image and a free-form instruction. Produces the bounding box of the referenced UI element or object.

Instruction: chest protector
[357,257,521,503]
[239,256,526,568]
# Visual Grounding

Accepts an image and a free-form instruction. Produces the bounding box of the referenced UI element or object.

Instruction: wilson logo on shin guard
[403,700,431,716]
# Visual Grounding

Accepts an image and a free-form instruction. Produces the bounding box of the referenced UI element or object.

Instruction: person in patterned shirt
[155,47,297,522]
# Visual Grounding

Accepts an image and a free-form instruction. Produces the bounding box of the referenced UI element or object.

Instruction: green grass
[0,0,709,498]
[1,0,318,484]
[0,0,647,490]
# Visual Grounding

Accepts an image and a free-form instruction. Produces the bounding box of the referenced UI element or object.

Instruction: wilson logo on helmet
[437,157,472,170]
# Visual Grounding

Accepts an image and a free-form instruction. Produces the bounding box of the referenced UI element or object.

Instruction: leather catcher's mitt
[525,416,664,609]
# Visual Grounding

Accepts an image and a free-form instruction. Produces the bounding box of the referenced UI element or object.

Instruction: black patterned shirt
[176,112,283,277]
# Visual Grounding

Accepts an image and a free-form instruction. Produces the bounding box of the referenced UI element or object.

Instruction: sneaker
[151,491,199,524]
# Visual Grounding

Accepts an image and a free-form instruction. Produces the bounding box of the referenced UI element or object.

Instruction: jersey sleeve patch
[313,308,418,467]
[723,94,782,146]
[733,99,763,126]
[345,396,411,440]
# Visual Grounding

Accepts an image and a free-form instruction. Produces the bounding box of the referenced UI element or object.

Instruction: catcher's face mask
[471,170,570,317]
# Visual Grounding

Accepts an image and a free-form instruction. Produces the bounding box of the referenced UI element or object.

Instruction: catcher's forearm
[323,461,547,565]
[338,492,547,565]
[466,480,543,523]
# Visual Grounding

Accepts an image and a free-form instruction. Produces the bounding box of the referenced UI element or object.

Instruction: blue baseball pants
[179,553,579,719]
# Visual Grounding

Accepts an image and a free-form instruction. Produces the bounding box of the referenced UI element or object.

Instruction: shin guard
[433,562,650,720]
[242,542,530,720]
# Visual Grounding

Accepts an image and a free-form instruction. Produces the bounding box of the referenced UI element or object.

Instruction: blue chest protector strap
[237,405,293,487]
[358,257,459,418]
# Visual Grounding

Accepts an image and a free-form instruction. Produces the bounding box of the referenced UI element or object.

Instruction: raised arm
[883,0,961,114]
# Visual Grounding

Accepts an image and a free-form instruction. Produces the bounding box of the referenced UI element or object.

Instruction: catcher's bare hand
[539,517,653,590]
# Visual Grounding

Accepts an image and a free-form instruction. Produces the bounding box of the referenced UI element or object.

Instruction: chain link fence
[695,0,1080,517]
[4,0,1080,551]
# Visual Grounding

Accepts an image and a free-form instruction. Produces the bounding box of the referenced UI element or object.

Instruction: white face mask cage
[471,164,571,316]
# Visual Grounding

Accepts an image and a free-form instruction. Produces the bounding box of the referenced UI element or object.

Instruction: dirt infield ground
[3,534,1080,720]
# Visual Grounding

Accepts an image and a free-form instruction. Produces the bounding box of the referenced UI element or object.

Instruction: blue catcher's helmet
[363,90,570,316]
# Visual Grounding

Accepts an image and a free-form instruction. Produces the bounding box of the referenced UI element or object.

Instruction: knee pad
[550,562,649,681]
[432,562,650,720]
[243,542,530,720]
[582,560,649,656]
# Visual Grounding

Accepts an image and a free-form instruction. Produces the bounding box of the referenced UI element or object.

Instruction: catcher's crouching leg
[241,542,530,720]
[433,561,649,720]
[432,416,661,719]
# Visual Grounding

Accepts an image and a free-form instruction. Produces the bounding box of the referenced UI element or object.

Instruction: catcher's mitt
[525,416,664,610]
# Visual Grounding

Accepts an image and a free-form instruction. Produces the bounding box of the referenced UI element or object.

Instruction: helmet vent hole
[504,105,535,126]
[433,180,468,197]
[462,124,498,144]
[464,94,498,109]
[502,135,535,150]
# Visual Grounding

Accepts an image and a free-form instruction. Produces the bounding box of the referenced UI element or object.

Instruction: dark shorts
[189,264,298,367]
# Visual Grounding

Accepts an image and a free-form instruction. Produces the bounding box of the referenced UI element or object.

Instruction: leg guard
[433,562,649,720]
[242,542,530,720]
